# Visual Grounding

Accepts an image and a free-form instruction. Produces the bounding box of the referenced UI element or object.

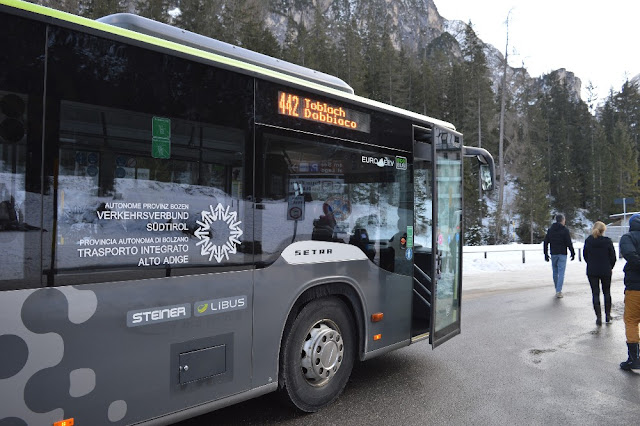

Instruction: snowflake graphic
[194,203,243,263]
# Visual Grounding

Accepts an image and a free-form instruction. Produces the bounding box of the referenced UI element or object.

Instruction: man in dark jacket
[618,213,640,370]
[543,214,575,298]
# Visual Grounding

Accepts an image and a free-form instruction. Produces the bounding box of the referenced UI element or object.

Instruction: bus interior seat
[349,228,375,261]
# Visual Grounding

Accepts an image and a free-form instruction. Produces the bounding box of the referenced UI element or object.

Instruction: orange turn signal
[371,312,384,322]
[373,334,382,341]
[54,419,74,426]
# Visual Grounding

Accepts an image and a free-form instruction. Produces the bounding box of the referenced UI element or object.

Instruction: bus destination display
[278,91,370,133]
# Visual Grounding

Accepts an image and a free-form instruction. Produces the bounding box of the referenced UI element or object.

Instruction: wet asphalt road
[178,269,640,425]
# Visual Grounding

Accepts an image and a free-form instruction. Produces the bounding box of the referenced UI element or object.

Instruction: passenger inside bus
[0,195,18,230]
[348,227,376,261]
[388,215,413,276]
[312,202,338,241]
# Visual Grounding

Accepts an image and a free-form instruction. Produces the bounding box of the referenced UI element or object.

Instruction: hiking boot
[620,343,640,371]
[605,302,612,324]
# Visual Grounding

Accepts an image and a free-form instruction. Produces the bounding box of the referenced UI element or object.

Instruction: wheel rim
[300,319,344,387]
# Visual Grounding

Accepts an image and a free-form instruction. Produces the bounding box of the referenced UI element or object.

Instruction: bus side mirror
[462,146,495,192]
[480,163,493,191]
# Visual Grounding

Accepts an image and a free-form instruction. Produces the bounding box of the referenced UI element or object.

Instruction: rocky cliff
[265,0,582,101]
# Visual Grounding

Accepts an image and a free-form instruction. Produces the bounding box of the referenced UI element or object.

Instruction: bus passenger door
[411,126,464,348]
[431,128,463,348]
[411,127,434,340]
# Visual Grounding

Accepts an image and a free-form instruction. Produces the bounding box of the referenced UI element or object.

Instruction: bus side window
[259,131,413,276]
[0,13,46,291]
[44,24,253,286]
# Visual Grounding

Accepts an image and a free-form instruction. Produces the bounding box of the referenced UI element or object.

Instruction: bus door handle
[435,249,443,280]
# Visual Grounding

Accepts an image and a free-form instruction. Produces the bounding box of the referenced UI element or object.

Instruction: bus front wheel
[279,297,356,412]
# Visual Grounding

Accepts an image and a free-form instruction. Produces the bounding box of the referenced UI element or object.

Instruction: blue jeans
[551,254,567,292]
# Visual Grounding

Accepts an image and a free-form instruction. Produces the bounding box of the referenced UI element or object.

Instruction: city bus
[0,0,495,424]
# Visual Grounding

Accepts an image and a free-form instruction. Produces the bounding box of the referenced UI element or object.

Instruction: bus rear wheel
[279,296,356,412]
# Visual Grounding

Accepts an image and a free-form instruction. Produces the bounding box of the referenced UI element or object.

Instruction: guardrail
[602,226,627,242]
[463,245,585,264]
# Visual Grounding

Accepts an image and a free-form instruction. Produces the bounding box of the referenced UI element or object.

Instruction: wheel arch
[278,279,367,385]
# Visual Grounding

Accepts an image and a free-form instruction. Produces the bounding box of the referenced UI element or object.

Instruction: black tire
[278,296,356,412]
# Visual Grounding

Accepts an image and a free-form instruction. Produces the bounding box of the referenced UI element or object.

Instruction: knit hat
[630,213,640,225]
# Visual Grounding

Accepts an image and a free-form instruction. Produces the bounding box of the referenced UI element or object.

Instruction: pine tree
[463,157,485,245]
[335,17,365,95]
[238,2,281,57]
[584,81,601,217]
[378,25,399,105]
[514,142,550,243]
[460,22,495,155]
[459,23,496,243]
[282,18,308,66]
[615,79,640,152]
[175,0,222,39]
[419,59,439,118]
[539,76,579,217]
[494,11,511,241]
[305,6,337,75]
[45,0,81,14]
[136,0,169,23]
[396,46,422,112]
[591,124,610,215]
[80,0,126,19]
[219,0,259,46]
[242,24,281,58]
[599,86,640,217]
[612,121,640,202]
[422,47,452,121]
[360,3,383,101]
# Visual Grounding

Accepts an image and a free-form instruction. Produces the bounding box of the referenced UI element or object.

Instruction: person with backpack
[618,213,640,370]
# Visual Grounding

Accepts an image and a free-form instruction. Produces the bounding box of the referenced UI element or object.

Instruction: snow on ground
[464,242,625,273]
[464,243,578,274]
[463,242,627,292]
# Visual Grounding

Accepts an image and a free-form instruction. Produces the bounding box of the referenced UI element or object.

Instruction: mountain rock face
[535,69,582,103]
[265,0,582,101]
[267,0,444,52]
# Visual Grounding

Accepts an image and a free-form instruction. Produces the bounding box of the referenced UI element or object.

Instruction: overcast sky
[435,0,640,104]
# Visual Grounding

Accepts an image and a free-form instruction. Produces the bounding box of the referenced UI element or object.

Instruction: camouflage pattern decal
[69,368,96,397]
[57,286,98,324]
[0,286,134,424]
[0,269,256,425]
[108,400,127,423]
[0,289,64,425]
